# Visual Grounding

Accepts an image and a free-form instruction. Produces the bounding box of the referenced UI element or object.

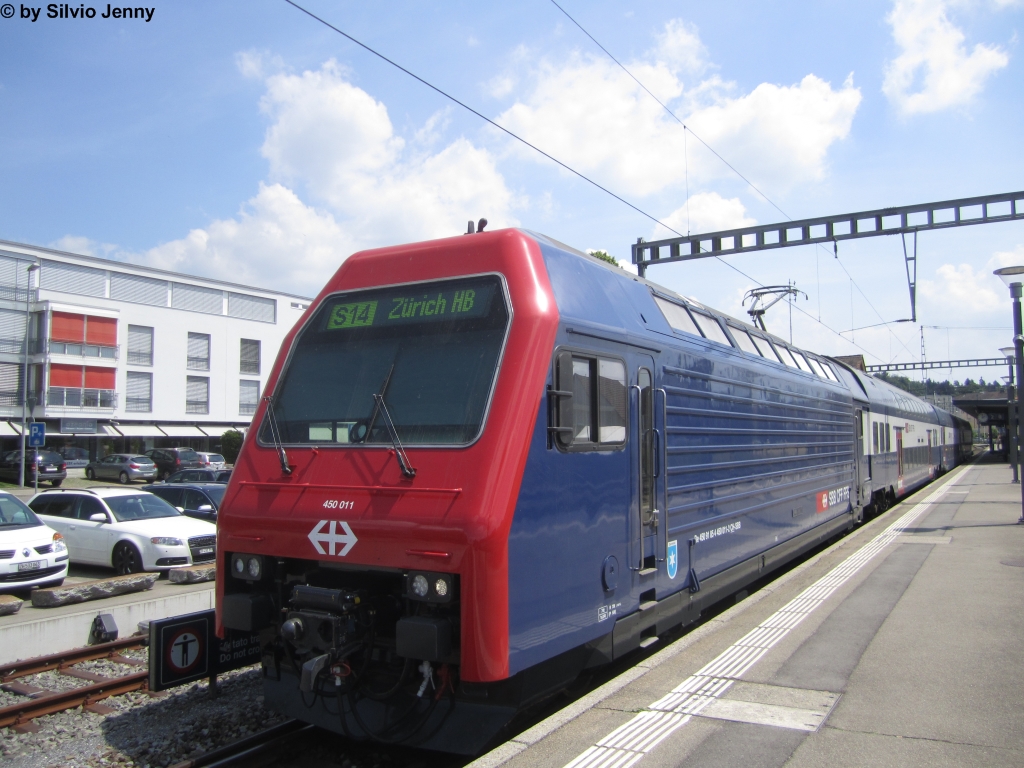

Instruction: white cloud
[49,235,122,259]
[494,21,860,197]
[882,0,1009,115]
[128,60,518,296]
[920,262,1004,315]
[653,191,756,239]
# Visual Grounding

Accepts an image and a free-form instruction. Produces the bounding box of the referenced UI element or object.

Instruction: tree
[587,250,621,268]
[221,430,244,465]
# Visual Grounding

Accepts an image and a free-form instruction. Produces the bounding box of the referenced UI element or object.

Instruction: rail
[0,636,149,730]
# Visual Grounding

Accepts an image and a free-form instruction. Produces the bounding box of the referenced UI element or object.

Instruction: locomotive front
[216,230,558,752]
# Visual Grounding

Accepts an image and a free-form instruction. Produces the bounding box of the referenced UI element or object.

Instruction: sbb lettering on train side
[816,486,851,513]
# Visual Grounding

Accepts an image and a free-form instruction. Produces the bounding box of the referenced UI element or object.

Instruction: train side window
[806,357,827,378]
[873,422,879,453]
[551,350,628,451]
[729,325,763,356]
[886,423,891,452]
[756,337,785,363]
[819,362,839,382]
[776,346,800,368]
[598,360,627,443]
[691,312,733,346]
[789,349,814,373]
[653,297,701,337]
[572,358,594,442]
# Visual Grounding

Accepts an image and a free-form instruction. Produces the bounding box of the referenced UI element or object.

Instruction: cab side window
[76,497,107,521]
[551,350,628,451]
[40,497,77,518]
[183,489,207,510]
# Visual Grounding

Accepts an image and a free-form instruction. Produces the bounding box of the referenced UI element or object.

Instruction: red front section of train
[216,229,557,683]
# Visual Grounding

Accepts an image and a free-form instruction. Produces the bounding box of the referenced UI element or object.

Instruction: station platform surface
[474,456,1024,768]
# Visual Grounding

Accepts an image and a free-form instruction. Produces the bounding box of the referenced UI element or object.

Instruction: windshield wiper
[368,364,416,479]
[262,395,293,476]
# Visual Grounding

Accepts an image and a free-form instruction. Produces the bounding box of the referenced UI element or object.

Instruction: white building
[0,239,312,459]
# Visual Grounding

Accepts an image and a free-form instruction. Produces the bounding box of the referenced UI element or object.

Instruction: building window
[186,376,209,414]
[49,311,118,359]
[127,325,153,366]
[240,339,261,375]
[239,380,260,416]
[126,371,152,412]
[0,363,22,407]
[187,332,210,371]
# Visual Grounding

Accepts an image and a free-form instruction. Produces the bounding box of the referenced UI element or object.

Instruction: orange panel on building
[84,367,116,390]
[50,364,83,388]
[85,316,117,346]
[51,312,85,343]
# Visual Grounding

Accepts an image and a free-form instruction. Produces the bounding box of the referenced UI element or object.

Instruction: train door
[633,361,663,577]
[855,409,868,508]
[895,427,904,493]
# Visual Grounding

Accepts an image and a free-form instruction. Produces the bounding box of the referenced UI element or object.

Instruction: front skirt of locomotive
[261,666,516,755]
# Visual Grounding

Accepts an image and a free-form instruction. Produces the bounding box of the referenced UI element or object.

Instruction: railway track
[167,719,311,768]
[0,636,151,732]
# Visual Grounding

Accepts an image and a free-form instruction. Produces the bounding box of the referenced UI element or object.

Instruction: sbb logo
[817,486,850,513]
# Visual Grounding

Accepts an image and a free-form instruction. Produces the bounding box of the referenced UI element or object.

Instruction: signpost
[28,423,44,493]
[149,610,263,693]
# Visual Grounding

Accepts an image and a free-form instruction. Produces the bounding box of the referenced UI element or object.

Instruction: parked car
[85,454,157,484]
[143,448,203,480]
[161,469,231,483]
[29,488,216,575]
[0,451,67,487]
[144,482,226,523]
[195,452,227,470]
[0,492,68,591]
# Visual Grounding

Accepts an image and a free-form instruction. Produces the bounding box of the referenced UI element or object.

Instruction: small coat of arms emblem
[667,540,678,580]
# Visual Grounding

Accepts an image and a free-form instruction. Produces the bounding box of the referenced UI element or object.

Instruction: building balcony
[46,388,117,410]
[186,400,209,415]
[48,341,118,360]
[239,403,257,416]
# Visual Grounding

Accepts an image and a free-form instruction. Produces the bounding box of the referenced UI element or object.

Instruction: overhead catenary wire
[548,0,917,363]
[283,0,888,364]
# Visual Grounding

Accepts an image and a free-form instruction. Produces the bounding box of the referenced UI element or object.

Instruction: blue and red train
[217,228,971,753]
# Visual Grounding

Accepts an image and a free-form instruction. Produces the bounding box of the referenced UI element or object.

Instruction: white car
[29,488,217,575]
[0,492,69,591]
[195,451,227,470]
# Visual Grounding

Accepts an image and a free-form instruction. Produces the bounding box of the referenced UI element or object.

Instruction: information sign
[149,609,264,692]
[28,423,45,448]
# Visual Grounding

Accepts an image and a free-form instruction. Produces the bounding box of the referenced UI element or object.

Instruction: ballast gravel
[1,665,289,768]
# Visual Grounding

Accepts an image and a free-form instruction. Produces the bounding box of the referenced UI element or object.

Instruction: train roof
[527,230,960,425]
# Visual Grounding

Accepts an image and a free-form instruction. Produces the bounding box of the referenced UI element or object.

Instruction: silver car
[85,454,158,484]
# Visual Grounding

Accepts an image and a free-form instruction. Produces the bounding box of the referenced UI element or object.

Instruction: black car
[0,450,67,487]
[162,469,231,483]
[144,482,225,523]
[144,448,203,480]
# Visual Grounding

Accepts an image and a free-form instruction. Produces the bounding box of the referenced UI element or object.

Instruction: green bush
[221,429,244,465]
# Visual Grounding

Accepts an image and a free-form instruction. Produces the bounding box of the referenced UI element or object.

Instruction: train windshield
[263,275,509,446]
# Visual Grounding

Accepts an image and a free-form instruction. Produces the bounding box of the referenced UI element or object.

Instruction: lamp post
[19,262,39,487]
[1001,346,1017,482]
[993,266,1024,523]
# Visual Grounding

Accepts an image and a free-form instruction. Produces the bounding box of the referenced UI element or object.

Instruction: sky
[2,0,1023,377]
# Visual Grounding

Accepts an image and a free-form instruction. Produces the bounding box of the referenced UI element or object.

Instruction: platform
[473,455,1024,768]
[0,566,214,664]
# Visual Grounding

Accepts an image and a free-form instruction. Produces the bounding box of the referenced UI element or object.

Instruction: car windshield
[0,495,42,528]
[37,452,62,463]
[105,494,181,521]
[263,275,509,446]
[207,454,225,463]
[131,456,154,464]
[177,449,200,462]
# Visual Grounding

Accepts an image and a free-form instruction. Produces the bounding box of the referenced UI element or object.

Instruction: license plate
[18,560,42,572]
[42,467,55,473]
[197,547,214,555]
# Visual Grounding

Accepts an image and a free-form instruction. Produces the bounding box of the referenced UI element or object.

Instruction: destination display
[323,279,498,331]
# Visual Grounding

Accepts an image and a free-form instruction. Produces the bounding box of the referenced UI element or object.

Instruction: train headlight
[230,553,264,581]
[411,574,430,598]
[406,571,455,603]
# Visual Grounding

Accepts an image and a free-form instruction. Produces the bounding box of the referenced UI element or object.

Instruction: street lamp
[1000,346,1017,483]
[993,266,1024,522]
[19,262,39,487]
